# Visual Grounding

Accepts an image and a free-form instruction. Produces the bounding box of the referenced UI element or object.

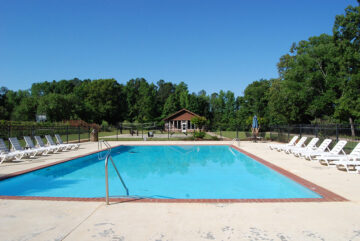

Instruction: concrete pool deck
[0,141,360,240]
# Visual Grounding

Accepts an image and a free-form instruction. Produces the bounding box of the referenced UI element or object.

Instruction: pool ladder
[99,140,129,205]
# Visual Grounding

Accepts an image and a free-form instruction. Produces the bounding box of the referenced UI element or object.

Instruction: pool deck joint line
[0,143,348,203]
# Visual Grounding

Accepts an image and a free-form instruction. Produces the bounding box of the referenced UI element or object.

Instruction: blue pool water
[0,145,321,199]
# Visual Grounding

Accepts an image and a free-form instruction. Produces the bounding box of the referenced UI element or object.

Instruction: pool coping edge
[0,143,348,203]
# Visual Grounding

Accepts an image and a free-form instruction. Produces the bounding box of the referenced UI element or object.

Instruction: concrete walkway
[0,141,360,241]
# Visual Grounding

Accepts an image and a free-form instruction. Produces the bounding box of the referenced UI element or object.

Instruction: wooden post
[168,121,170,139]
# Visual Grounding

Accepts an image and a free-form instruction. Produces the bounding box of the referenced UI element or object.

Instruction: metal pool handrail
[98,139,112,150]
[98,140,112,160]
[105,153,129,205]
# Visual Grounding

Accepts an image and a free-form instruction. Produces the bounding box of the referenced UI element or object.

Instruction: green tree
[11,96,38,121]
[0,87,9,120]
[36,93,75,122]
[270,34,342,124]
[156,80,175,118]
[190,116,207,130]
[162,94,178,117]
[125,78,157,122]
[80,79,125,124]
[333,5,360,134]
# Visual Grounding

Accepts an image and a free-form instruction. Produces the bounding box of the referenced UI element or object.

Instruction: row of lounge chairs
[0,134,80,164]
[269,136,360,174]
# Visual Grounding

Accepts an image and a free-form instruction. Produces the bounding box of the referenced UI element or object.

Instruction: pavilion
[163,108,200,133]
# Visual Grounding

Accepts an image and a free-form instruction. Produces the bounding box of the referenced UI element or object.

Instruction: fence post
[299,124,302,138]
[142,124,143,139]
[8,124,11,150]
[168,121,170,139]
[88,127,90,141]
[78,126,80,143]
[220,127,222,140]
[336,124,339,142]
[66,126,69,144]
[288,125,290,142]
[117,128,119,141]
[236,127,238,139]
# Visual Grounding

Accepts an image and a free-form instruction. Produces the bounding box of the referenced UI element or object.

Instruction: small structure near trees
[163,108,201,133]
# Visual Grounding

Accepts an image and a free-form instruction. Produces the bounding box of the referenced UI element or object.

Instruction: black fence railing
[269,124,360,142]
[0,125,92,149]
[98,123,359,143]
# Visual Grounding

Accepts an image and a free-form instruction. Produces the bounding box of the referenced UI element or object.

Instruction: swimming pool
[0,145,329,200]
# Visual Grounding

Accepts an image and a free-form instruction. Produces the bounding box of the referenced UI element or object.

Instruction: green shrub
[193,131,206,139]
[101,120,110,131]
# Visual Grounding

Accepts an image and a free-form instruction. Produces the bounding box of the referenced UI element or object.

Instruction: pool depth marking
[0,144,347,203]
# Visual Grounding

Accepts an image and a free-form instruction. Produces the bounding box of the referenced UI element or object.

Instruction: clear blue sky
[0,0,357,96]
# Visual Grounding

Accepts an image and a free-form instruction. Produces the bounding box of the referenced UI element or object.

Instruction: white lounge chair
[284,136,308,154]
[269,136,298,151]
[291,138,319,157]
[0,138,21,164]
[335,158,360,173]
[8,137,38,159]
[331,143,360,172]
[34,136,59,153]
[24,136,52,155]
[55,134,79,150]
[320,142,360,167]
[314,140,348,165]
[356,166,360,174]
[45,135,67,151]
[0,138,10,154]
[301,139,332,161]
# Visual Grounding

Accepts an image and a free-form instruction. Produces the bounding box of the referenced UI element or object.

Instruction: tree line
[0,4,359,130]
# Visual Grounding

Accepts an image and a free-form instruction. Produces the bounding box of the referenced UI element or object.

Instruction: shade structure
[252,115,259,129]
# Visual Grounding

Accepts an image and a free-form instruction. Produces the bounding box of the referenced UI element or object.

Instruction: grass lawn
[99,133,216,141]
[98,130,119,137]
[216,131,271,140]
[218,131,247,139]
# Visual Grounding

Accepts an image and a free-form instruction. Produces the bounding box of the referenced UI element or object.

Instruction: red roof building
[163,108,200,132]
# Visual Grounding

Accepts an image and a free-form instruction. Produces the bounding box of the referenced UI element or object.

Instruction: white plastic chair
[24,136,51,155]
[55,134,79,150]
[314,140,348,165]
[34,136,59,153]
[8,137,38,160]
[302,139,332,161]
[291,138,319,157]
[0,138,21,164]
[283,136,308,154]
[269,136,298,151]
[45,135,67,152]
